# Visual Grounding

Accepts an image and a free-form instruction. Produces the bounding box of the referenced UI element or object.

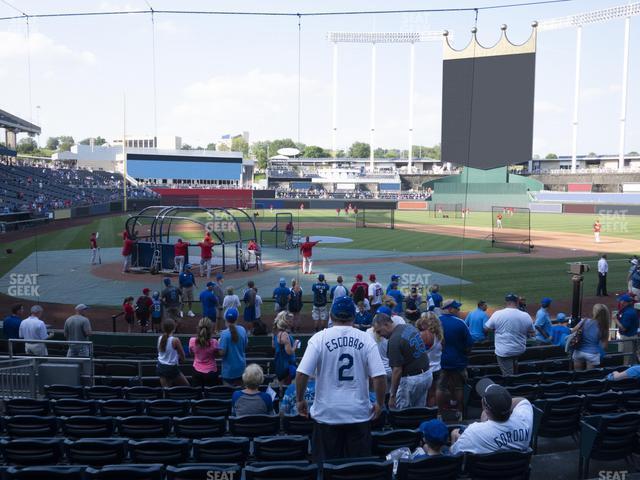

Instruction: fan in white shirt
[296,296,386,462]
[450,378,533,455]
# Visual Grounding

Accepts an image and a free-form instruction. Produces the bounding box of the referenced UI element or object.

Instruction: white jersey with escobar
[297,325,386,425]
[450,399,533,455]
[368,282,384,305]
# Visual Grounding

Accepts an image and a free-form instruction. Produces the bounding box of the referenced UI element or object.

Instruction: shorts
[572,349,601,366]
[192,370,219,387]
[182,286,194,302]
[244,306,256,323]
[151,315,162,325]
[312,305,328,322]
[437,369,467,393]
[157,363,181,380]
[125,314,134,325]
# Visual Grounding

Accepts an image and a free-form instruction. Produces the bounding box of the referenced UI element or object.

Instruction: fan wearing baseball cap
[614,294,639,365]
[295,296,386,462]
[450,378,533,455]
[351,274,369,297]
[484,294,535,376]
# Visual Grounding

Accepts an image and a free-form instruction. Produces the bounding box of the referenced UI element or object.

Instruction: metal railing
[0,358,36,399]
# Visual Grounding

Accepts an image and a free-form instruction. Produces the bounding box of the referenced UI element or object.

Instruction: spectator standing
[628,258,639,294]
[243,281,259,332]
[534,298,553,345]
[405,287,421,323]
[273,311,299,385]
[373,312,431,409]
[199,282,218,325]
[367,306,404,390]
[189,317,219,387]
[64,304,92,357]
[416,311,444,407]
[311,274,330,331]
[485,294,535,376]
[465,301,489,343]
[368,274,384,313]
[219,308,248,386]
[255,288,263,326]
[330,276,348,305]
[572,304,611,370]
[352,285,370,311]
[613,295,637,365]
[19,306,52,356]
[157,319,189,387]
[437,300,473,419]
[450,379,533,455]
[273,278,291,314]
[597,254,608,297]
[135,288,153,333]
[179,264,197,318]
[288,280,304,332]
[296,297,386,462]
[429,285,443,311]
[222,287,240,317]
[3,304,23,341]
[630,263,640,299]
[351,274,368,297]
[232,364,274,416]
[150,291,162,333]
[386,283,405,316]
[212,274,225,333]
[174,238,190,273]
[161,278,183,332]
[123,297,135,334]
[386,274,400,294]
[299,236,320,274]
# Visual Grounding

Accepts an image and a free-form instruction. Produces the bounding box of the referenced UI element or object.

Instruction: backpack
[274,333,295,380]
[289,290,303,312]
[276,289,289,308]
[135,296,150,316]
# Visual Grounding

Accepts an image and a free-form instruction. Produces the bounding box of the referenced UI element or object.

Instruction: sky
[0,0,639,157]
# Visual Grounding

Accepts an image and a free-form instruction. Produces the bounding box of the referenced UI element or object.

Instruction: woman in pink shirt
[189,317,219,386]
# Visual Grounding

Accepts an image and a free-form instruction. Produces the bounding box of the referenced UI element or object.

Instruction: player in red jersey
[197,237,214,278]
[174,238,190,273]
[299,236,320,274]
[121,235,136,273]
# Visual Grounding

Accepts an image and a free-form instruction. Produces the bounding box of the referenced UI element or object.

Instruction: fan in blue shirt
[534,298,553,344]
[464,301,489,343]
[550,313,571,347]
[199,282,219,320]
[429,285,443,309]
[615,295,639,337]
[2,304,24,340]
[387,283,404,314]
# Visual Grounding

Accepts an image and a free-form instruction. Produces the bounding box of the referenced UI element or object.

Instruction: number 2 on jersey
[338,353,354,381]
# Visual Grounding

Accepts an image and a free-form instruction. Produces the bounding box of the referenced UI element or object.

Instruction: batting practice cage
[260,212,299,248]
[355,208,395,229]
[431,203,463,219]
[491,206,533,253]
[124,206,258,273]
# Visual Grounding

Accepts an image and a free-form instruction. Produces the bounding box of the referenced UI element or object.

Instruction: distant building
[113,135,182,150]
[217,131,249,151]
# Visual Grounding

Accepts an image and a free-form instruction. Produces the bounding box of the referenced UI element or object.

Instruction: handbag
[565,321,584,354]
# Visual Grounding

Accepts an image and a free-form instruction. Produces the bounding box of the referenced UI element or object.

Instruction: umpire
[296,296,386,462]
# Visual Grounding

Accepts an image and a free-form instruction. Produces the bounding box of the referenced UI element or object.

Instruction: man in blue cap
[485,294,535,376]
[199,281,219,324]
[296,296,386,462]
[179,264,197,318]
[273,278,291,314]
[534,297,553,344]
[614,294,639,365]
[161,277,183,332]
[437,299,473,420]
[416,419,450,457]
[386,274,400,294]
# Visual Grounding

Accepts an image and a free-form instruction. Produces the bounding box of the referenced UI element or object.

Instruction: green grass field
[1,209,637,309]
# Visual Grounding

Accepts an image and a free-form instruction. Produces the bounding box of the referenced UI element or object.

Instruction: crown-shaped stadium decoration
[443,22,537,60]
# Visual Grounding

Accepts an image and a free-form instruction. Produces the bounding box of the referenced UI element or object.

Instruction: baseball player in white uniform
[296,296,387,462]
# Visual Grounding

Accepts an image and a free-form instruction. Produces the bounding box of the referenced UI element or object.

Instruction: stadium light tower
[538,2,640,172]
[327,31,445,171]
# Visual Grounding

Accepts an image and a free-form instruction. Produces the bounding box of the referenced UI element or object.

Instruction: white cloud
[534,100,564,114]
[156,20,180,35]
[0,31,96,66]
[582,83,621,100]
[168,69,330,143]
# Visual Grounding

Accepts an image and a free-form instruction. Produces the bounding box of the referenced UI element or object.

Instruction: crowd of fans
[0,164,157,214]
[275,186,432,200]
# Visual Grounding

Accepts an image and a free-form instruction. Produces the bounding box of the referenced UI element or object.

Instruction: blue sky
[0,0,638,157]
